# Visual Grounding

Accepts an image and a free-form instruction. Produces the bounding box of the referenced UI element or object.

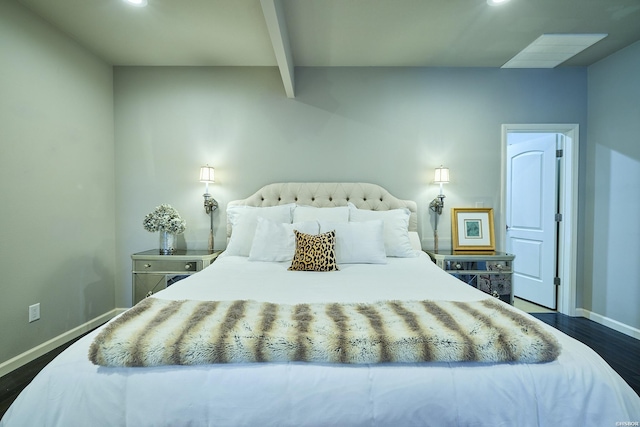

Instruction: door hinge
[554,277,561,286]
[556,149,563,158]
[555,213,563,222]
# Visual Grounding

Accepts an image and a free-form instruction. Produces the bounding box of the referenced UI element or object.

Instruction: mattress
[2,252,639,426]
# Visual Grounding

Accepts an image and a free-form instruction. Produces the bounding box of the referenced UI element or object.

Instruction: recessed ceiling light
[487,0,510,5]
[124,0,147,6]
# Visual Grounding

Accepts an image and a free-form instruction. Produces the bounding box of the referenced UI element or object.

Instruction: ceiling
[17,0,640,68]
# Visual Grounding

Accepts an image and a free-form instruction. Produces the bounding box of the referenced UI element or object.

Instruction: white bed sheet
[3,253,639,427]
[160,251,484,304]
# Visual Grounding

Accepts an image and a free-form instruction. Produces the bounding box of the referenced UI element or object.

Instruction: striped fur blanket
[89,297,560,367]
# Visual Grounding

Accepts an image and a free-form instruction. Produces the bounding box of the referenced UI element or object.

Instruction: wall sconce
[429,165,450,252]
[199,165,218,253]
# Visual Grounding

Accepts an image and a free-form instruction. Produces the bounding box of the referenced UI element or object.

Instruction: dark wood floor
[1,313,638,420]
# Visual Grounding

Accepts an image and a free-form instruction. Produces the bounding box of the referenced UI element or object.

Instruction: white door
[506,134,557,309]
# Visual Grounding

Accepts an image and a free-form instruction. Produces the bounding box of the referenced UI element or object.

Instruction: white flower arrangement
[143,204,186,234]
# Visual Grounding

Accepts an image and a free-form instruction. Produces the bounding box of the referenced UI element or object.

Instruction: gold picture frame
[451,208,495,252]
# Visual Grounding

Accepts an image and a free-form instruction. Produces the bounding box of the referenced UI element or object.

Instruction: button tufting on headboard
[226,183,418,238]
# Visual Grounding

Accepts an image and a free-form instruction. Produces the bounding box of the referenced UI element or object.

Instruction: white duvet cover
[2,253,639,426]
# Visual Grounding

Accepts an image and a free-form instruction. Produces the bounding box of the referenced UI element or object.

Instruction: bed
[2,182,639,426]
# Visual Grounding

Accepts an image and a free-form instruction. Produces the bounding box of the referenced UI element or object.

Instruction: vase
[159,231,176,255]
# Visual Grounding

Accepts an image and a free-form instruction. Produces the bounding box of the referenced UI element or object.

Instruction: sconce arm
[204,193,218,214]
[429,194,446,216]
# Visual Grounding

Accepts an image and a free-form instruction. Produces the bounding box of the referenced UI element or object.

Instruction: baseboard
[575,308,640,340]
[0,308,125,378]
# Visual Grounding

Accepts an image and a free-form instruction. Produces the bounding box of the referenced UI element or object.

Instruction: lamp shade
[199,166,215,183]
[434,166,450,184]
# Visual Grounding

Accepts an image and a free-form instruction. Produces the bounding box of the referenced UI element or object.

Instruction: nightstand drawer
[444,260,512,273]
[134,259,199,272]
[486,260,511,272]
[445,260,475,272]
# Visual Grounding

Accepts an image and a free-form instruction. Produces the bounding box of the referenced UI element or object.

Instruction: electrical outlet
[29,303,40,323]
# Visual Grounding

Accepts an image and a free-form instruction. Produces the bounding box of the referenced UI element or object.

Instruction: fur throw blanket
[89,297,560,367]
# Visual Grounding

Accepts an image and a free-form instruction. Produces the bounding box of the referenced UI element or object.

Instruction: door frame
[500,124,579,316]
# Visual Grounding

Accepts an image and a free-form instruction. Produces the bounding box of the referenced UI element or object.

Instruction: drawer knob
[144,264,151,269]
[184,264,192,270]
[495,264,504,270]
[454,263,462,270]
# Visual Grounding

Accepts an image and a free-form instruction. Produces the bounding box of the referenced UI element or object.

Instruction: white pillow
[319,220,387,264]
[225,204,295,256]
[293,205,349,223]
[408,231,422,251]
[249,218,319,262]
[347,203,417,258]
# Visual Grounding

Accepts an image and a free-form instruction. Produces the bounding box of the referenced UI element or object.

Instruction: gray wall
[0,1,116,364]
[114,66,587,307]
[585,40,640,330]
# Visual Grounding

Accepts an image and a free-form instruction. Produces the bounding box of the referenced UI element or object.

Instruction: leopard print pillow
[288,230,339,272]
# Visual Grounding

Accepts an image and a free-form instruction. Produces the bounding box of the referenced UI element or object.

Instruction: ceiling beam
[261,0,295,98]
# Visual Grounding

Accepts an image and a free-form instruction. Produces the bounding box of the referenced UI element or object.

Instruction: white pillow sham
[225,204,295,256]
[408,231,422,251]
[319,220,387,264]
[347,203,417,258]
[249,218,319,262]
[293,205,349,223]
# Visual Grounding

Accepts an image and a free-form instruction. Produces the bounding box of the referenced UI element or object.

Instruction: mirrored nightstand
[131,249,222,305]
[425,251,515,304]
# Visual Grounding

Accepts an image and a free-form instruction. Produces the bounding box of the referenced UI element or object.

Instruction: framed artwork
[451,208,495,252]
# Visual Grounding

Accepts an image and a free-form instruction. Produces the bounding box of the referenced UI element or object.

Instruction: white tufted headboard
[226,182,418,239]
